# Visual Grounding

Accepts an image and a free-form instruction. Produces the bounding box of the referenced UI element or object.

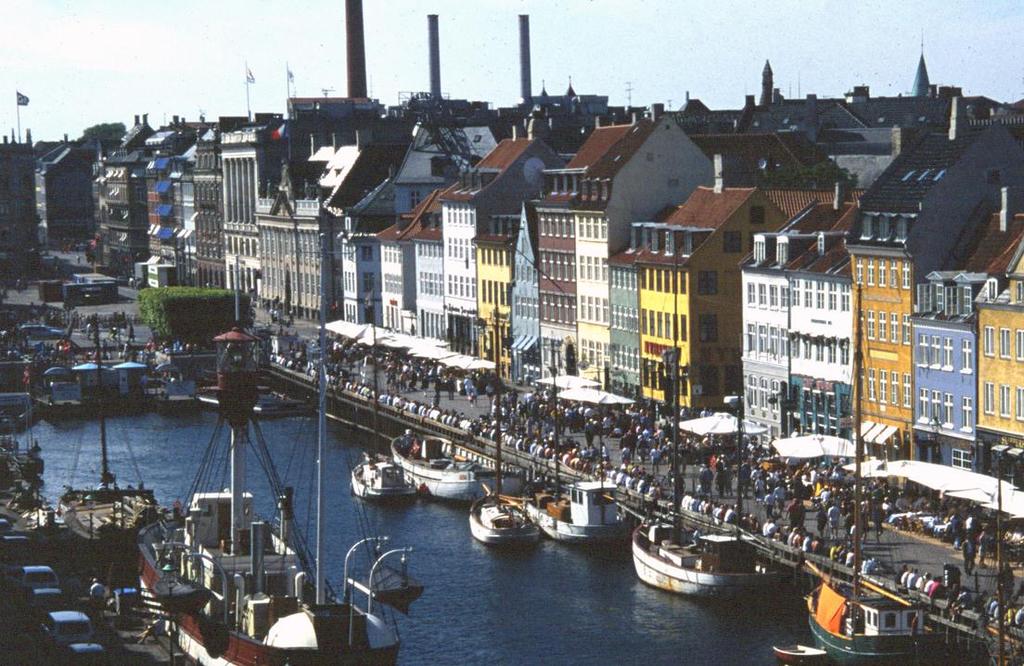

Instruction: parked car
[7,564,59,592]
[26,586,65,616]
[42,610,94,648]
[67,642,108,664]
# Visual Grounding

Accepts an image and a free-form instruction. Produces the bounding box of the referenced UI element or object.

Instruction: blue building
[510,203,540,383]
[911,271,986,469]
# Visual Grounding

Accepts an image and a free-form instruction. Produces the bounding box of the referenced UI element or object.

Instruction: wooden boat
[772,644,828,665]
[807,582,934,664]
[631,524,781,598]
[468,495,539,546]
[391,435,515,502]
[351,455,417,502]
[523,481,625,544]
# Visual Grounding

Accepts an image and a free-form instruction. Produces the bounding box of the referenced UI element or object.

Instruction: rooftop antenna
[625,81,633,107]
[321,87,335,98]
[798,72,801,97]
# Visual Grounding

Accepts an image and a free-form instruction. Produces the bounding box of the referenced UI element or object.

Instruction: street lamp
[724,394,744,525]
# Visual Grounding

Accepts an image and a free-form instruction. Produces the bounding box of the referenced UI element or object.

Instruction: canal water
[34,411,810,665]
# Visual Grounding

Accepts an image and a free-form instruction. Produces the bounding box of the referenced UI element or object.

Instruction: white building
[410,191,445,341]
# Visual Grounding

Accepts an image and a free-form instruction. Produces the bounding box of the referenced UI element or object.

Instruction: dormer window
[895,217,908,242]
[776,238,789,265]
[877,216,891,241]
[817,233,826,256]
[860,215,874,240]
[987,278,999,300]
[934,283,944,312]
[1016,281,1024,304]
[754,238,766,264]
[962,286,973,315]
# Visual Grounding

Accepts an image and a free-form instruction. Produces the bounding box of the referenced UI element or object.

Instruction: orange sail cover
[814,583,847,634]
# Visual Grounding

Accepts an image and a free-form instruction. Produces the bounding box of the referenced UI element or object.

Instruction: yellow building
[475,216,516,379]
[637,186,787,409]
[977,222,1024,467]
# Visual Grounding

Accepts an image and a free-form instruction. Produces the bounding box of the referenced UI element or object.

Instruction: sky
[3,0,1023,141]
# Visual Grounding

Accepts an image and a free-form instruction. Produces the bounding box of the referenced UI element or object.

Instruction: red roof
[963,213,1024,275]
[404,189,444,242]
[661,187,756,229]
[566,124,634,170]
[477,138,533,170]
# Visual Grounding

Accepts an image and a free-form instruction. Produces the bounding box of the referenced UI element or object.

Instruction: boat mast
[316,232,328,605]
[493,308,503,496]
[549,341,560,500]
[93,319,114,487]
[852,282,864,597]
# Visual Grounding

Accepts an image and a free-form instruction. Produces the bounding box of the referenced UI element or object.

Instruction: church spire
[912,52,930,97]
[760,60,774,107]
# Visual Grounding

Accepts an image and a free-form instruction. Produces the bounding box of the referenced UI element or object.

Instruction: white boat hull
[351,465,417,501]
[631,533,781,598]
[391,444,520,503]
[524,502,626,544]
[469,501,540,546]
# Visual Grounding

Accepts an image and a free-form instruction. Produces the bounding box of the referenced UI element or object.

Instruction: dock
[268,363,1015,660]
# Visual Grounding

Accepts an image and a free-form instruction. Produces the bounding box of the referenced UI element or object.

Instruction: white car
[43,610,95,648]
[8,564,59,591]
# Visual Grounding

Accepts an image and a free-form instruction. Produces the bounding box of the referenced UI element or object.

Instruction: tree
[138,287,251,345]
[78,122,127,145]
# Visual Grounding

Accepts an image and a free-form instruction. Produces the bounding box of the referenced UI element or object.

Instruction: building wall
[639,264,688,404]
[0,142,37,275]
[441,200,478,353]
[976,271,1024,472]
[414,239,445,341]
[574,211,611,386]
[477,242,512,378]
[381,241,404,331]
[912,317,976,468]
[537,205,576,375]
[741,269,791,438]
[609,263,640,397]
[851,250,916,458]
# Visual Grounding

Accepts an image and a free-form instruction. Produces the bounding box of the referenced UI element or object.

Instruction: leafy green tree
[78,122,127,145]
[139,287,251,345]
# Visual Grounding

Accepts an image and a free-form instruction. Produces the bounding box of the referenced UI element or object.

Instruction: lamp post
[724,394,743,524]
[662,348,680,510]
[992,443,1008,666]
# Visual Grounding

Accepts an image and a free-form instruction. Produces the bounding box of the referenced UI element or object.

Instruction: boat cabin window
[883,612,897,629]
[865,610,877,628]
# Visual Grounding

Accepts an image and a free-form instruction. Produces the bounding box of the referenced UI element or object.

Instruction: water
[34,411,811,665]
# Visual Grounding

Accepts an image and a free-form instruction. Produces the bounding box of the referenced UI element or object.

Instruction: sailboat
[803,284,934,663]
[59,320,156,550]
[138,242,419,665]
[467,371,538,546]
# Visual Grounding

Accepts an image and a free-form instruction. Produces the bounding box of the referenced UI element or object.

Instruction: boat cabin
[187,491,254,550]
[858,596,924,637]
[569,481,619,526]
[695,535,758,574]
[364,463,407,489]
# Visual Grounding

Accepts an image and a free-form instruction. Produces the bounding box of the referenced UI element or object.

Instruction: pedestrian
[128,322,135,342]
[816,504,828,535]
[962,536,976,576]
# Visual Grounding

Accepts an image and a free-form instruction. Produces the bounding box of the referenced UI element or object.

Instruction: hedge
[138,287,251,344]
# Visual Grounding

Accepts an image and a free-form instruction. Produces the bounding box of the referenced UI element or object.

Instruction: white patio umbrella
[439,354,478,370]
[772,434,855,459]
[408,344,456,361]
[465,358,496,371]
[557,386,634,405]
[536,375,600,390]
[678,412,769,436]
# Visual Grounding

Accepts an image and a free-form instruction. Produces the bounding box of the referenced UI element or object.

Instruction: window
[952,448,973,470]
[769,285,778,308]
[1017,330,1024,361]
[842,286,851,312]
[918,335,929,365]
[943,338,953,368]
[758,283,767,306]
[919,388,929,419]
[1002,328,1012,359]
[878,311,887,341]
[890,260,899,288]
[962,339,973,371]
[902,263,911,289]
[867,260,875,286]
[984,382,995,414]
[828,283,837,311]
[891,371,900,406]
[945,393,954,425]
[1018,387,1024,421]
[698,314,718,342]
[747,283,756,305]
[880,372,888,403]
[867,311,875,339]
[878,261,887,287]
[855,260,863,285]
[903,314,911,345]
[1000,384,1013,418]
[984,327,995,356]
[723,231,741,253]
[746,324,755,353]
[698,271,718,295]
[891,313,899,343]
[868,369,876,401]
[904,374,912,408]
[962,397,974,431]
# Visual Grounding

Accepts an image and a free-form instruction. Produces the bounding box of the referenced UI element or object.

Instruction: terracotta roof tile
[962,213,1024,275]
[404,189,444,242]
[441,138,536,202]
[763,189,863,219]
[566,124,634,170]
[661,187,756,229]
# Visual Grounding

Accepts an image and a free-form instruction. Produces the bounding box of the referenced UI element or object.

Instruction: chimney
[650,103,664,121]
[134,114,140,126]
[63,133,68,143]
[309,134,316,157]
[345,0,368,98]
[427,15,441,100]
[949,96,964,141]
[512,124,519,140]
[25,129,31,145]
[143,113,149,125]
[1001,186,1022,232]
[805,94,818,127]
[355,128,368,150]
[772,88,782,104]
[891,127,904,158]
[744,95,755,110]
[518,15,532,104]
[631,111,639,125]
[833,180,847,211]
[172,115,179,125]
[713,153,724,193]
[594,116,602,129]
[630,225,640,250]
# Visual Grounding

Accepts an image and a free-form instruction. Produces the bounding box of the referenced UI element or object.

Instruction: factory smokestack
[345,0,367,98]
[428,14,441,99]
[518,15,531,105]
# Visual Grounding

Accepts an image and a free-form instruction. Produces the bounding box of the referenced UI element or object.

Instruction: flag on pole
[287,67,294,83]
[16,91,29,106]
[270,122,288,141]
[246,68,255,84]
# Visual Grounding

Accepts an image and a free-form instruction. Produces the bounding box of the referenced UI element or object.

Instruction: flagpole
[16,96,21,143]
[245,62,252,121]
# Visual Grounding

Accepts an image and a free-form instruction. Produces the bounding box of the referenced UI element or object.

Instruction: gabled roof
[692,132,829,169]
[566,124,634,170]
[565,120,656,180]
[324,143,408,212]
[764,189,837,218]
[660,186,756,229]
[405,189,444,242]
[441,138,535,202]
[857,129,980,213]
[961,212,1024,275]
